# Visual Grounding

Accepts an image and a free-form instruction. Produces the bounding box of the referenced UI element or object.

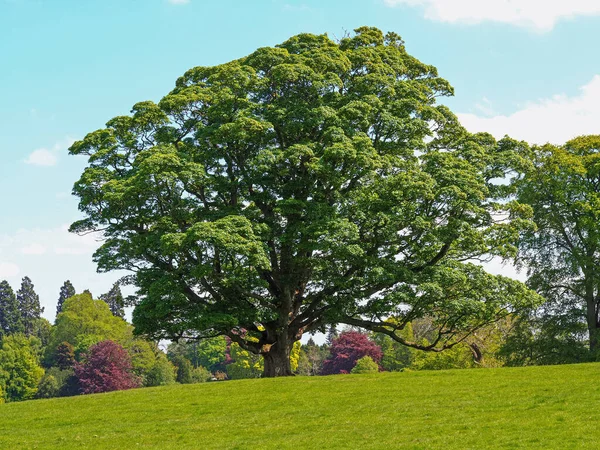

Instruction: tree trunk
[262,340,293,377]
[585,283,599,355]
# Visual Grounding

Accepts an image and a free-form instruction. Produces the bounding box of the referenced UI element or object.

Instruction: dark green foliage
[69,26,542,376]
[36,368,75,398]
[54,342,76,370]
[499,313,591,366]
[0,280,23,338]
[32,318,52,348]
[100,282,125,319]
[145,354,176,387]
[515,135,600,357]
[56,280,76,318]
[16,277,43,337]
[172,355,194,384]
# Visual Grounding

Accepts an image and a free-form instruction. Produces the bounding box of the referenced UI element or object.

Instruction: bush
[145,355,176,387]
[75,340,141,394]
[191,366,211,383]
[351,356,380,374]
[37,368,77,398]
[0,334,44,402]
[171,355,194,384]
[213,371,228,381]
[321,331,382,375]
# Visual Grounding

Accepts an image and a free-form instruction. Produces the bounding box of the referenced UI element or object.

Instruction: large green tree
[0,280,23,338]
[515,135,600,357]
[16,277,43,337]
[69,27,541,377]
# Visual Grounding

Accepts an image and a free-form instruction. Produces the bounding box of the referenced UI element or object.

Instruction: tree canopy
[69,26,542,376]
[516,135,600,357]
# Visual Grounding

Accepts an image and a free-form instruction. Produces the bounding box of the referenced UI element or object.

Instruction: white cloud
[25,148,58,166]
[167,0,189,4]
[458,75,600,145]
[0,262,20,278]
[20,243,47,256]
[23,136,76,167]
[384,0,600,31]
[0,225,126,321]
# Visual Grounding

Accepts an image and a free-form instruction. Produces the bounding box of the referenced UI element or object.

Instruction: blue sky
[2,0,600,321]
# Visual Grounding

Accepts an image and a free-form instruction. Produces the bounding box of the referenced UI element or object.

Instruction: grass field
[1,363,599,449]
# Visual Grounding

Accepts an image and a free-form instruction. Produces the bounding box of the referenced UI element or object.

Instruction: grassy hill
[1,363,599,449]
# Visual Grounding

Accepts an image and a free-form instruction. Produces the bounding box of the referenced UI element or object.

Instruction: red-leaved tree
[75,340,140,394]
[321,331,383,375]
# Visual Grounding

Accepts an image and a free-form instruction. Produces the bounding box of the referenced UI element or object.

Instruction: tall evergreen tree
[56,280,76,318]
[0,281,23,338]
[100,283,125,319]
[16,277,43,336]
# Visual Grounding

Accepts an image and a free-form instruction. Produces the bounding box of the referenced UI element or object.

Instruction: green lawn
[1,363,599,449]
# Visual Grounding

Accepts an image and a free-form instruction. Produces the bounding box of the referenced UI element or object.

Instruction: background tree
[74,340,140,394]
[69,26,541,377]
[0,334,44,402]
[515,135,600,358]
[0,280,23,338]
[54,342,76,370]
[321,331,382,375]
[372,323,414,371]
[16,277,43,336]
[100,282,125,319]
[145,353,176,387]
[168,336,228,373]
[171,355,194,384]
[45,292,129,364]
[296,337,328,376]
[56,280,76,318]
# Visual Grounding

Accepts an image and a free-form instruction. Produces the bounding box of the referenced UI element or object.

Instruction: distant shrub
[75,340,141,394]
[37,367,77,399]
[351,356,380,374]
[54,342,76,370]
[213,371,228,381]
[172,355,194,384]
[191,366,211,383]
[321,331,382,375]
[145,355,176,387]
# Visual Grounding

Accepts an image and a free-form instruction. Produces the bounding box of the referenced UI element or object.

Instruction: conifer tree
[16,277,43,336]
[56,280,76,318]
[100,283,125,319]
[0,280,23,338]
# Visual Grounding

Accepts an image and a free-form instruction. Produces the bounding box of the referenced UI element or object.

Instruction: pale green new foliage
[0,334,44,402]
[227,342,263,379]
[351,356,379,374]
[46,292,130,363]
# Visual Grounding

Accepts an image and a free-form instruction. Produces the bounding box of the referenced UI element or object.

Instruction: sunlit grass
[1,363,599,449]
